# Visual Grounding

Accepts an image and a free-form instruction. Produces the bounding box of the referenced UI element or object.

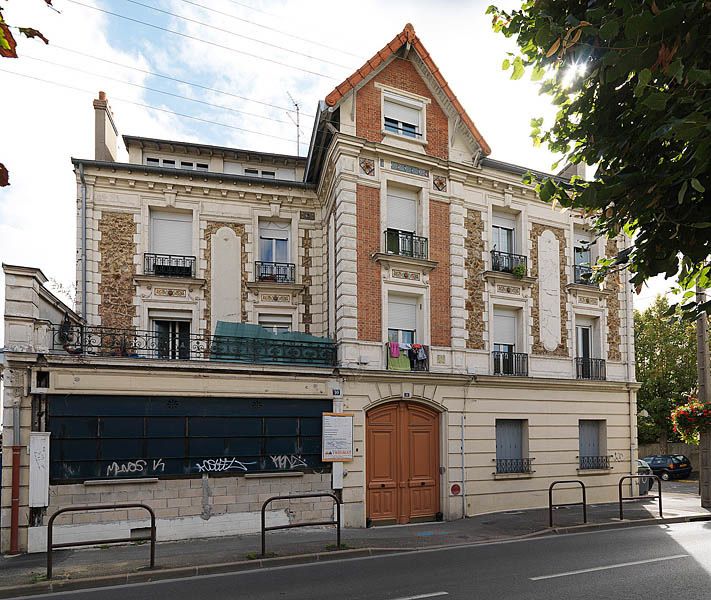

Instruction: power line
[0,68,309,146]
[51,44,316,117]
[120,0,352,70]
[174,0,364,60]
[64,0,338,81]
[22,54,306,126]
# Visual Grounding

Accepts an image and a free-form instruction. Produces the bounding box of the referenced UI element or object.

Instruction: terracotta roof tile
[324,23,491,155]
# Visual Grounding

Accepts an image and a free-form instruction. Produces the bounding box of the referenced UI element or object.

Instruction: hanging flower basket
[671,400,711,444]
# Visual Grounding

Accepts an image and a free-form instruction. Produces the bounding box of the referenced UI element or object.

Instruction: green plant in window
[512,263,526,279]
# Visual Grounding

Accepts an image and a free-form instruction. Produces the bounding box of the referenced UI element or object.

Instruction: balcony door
[151,211,192,256]
[259,221,290,264]
[492,214,515,254]
[366,401,439,525]
[576,325,592,359]
[387,187,417,234]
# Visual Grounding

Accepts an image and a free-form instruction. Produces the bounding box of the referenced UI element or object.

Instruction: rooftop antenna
[286,91,300,156]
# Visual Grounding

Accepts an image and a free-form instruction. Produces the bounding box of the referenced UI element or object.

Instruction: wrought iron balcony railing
[579,455,610,470]
[490,250,527,275]
[144,253,196,278]
[52,324,337,367]
[492,351,529,376]
[575,357,606,380]
[255,261,296,283]
[495,457,534,474]
[384,229,428,260]
[574,264,595,285]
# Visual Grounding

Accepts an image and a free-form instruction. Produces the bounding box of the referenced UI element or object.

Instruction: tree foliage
[635,295,697,445]
[0,0,54,187]
[488,1,711,317]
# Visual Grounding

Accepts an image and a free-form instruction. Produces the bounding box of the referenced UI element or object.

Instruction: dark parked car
[642,454,692,481]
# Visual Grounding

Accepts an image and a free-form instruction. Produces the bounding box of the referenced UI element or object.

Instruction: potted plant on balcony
[512,263,526,279]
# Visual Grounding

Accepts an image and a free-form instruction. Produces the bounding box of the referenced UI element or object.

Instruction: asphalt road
[12,521,711,600]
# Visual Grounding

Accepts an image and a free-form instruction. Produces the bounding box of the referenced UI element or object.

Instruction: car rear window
[672,456,688,464]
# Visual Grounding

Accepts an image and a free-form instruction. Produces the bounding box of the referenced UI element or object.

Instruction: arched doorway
[366,401,440,525]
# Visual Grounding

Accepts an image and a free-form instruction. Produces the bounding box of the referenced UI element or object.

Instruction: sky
[0,0,674,336]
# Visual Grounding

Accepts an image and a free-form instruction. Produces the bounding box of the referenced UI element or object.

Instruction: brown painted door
[366,402,439,525]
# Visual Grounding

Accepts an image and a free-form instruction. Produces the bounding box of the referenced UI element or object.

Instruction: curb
[1,514,709,598]
[0,548,397,599]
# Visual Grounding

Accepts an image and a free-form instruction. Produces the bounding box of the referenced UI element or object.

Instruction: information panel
[321,412,353,462]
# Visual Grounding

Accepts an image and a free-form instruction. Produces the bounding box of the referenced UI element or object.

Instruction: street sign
[322,412,353,462]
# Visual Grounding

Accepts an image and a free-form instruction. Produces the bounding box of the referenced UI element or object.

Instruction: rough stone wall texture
[605,238,622,361]
[530,223,569,356]
[98,212,136,329]
[430,199,452,347]
[301,229,312,333]
[204,222,248,334]
[356,57,449,161]
[45,473,333,525]
[464,209,485,349]
[356,184,382,342]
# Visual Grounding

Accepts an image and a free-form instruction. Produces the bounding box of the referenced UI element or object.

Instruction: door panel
[366,402,439,524]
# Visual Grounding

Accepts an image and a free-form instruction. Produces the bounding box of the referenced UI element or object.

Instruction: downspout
[10,401,21,555]
[79,163,88,320]
[624,238,637,483]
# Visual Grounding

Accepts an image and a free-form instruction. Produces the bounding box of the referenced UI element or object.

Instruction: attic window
[383,93,423,139]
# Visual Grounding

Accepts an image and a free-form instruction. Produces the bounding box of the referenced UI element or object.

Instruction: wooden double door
[366,402,440,525]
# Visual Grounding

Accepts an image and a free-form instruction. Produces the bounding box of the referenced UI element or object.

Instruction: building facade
[1,24,638,553]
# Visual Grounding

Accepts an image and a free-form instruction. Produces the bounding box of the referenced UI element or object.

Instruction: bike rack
[618,474,663,520]
[549,480,587,528]
[261,492,341,557]
[47,503,156,579]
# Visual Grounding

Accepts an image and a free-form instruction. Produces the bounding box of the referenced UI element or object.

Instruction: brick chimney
[92,91,118,162]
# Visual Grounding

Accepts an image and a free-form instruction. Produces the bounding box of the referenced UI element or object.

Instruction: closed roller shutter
[151,211,192,255]
[388,295,417,331]
[387,187,417,232]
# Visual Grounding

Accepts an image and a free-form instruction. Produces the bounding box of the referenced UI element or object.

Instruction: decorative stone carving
[578,295,598,306]
[433,175,447,192]
[260,294,291,303]
[464,209,485,349]
[391,269,420,281]
[496,284,521,296]
[391,161,429,178]
[98,212,136,329]
[359,158,375,176]
[530,223,568,356]
[300,210,316,221]
[155,288,187,297]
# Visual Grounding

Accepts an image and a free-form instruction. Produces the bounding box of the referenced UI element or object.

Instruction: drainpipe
[10,402,21,555]
[624,239,637,486]
[79,163,88,319]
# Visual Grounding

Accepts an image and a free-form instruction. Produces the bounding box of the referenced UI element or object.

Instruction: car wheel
[661,472,670,481]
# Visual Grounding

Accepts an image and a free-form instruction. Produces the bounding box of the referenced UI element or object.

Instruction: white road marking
[390,593,448,600]
[530,554,690,580]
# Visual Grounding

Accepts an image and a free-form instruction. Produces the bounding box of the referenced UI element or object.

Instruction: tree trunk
[659,427,668,454]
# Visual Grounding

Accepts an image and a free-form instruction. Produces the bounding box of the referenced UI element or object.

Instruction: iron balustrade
[490,250,527,274]
[574,264,595,285]
[53,324,337,366]
[549,480,587,528]
[492,351,528,376]
[576,357,606,380]
[47,503,156,579]
[144,253,195,277]
[255,261,296,283]
[495,457,534,474]
[579,455,611,470]
[261,492,341,556]
[618,474,663,520]
[384,229,428,259]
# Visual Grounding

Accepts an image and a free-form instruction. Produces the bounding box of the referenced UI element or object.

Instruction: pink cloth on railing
[388,341,400,358]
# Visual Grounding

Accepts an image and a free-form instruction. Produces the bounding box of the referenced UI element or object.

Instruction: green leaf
[690,178,705,193]
[677,181,688,204]
[511,57,525,80]
[531,64,545,81]
[502,58,510,71]
[643,93,668,111]
[638,68,651,87]
[598,20,619,41]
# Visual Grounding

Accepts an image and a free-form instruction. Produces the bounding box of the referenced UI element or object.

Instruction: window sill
[372,252,438,273]
[576,468,614,475]
[381,131,428,148]
[84,478,159,486]
[493,472,535,480]
[134,274,206,287]
[244,472,304,479]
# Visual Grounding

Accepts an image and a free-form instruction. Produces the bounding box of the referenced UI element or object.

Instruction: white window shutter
[151,212,192,255]
[387,188,417,232]
[384,99,421,126]
[494,310,517,345]
[388,296,417,331]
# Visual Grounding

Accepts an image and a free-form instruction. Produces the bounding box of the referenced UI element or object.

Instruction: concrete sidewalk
[1,491,709,593]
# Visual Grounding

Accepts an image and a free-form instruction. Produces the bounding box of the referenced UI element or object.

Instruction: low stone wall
[28,473,334,553]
